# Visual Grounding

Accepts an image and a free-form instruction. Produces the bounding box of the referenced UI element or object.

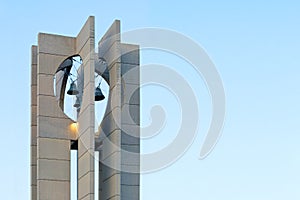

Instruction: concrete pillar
[120,43,140,200]
[36,33,76,200]
[76,16,95,200]
[97,20,140,200]
[32,16,96,200]
[31,45,38,200]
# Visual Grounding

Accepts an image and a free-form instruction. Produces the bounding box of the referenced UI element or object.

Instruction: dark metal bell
[95,86,105,101]
[73,97,80,108]
[67,82,79,95]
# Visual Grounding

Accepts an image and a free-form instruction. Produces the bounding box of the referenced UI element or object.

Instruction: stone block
[31,105,37,126]
[37,138,70,160]
[31,165,37,186]
[37,159,70,181]
[109,84,122,110]
[31,64,37,86]
[121,185,139,200]
[121,150,139,166]
[78,138,88,159]
[121,172,139,186]
[37,95,67,118]
[31,145,37,165]
[82,66,95,95]
[106,129,121,144]
[121,104,140,125]
[78,132,94,159]
[78,172,94,199]
[100,108,121,136]
[102,151,121,170]
[121,44,139,65]
[37,74,55,96]
[122,83,140,105]
[31,125,37,145]
[37,53,67,75]
[102,173,120,200]
[110,62,121,86]
[121,126,140,145]
[79,87,94,117]
[121,164,140,174]
[38,180,70,200]
[101,163,119,182]
[78,106,94,135]
[78,151,94,179]
[121,63,140,85]
[38,33,76,56]
[101,130,121,160]
[38,116,76,140]
[31,85,37,105]
[121,144,140,154]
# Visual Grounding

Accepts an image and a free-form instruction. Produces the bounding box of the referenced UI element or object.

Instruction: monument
[30,16,140,200]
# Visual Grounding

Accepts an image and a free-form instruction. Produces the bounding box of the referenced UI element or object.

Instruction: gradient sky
[0,0,300,199]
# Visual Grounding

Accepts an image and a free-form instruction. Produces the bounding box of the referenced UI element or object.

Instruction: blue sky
[0,0,300,199]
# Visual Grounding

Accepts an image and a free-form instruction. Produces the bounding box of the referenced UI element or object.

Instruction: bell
[95,86,105,101]
[73,97,80,108]
[67,81,79,95]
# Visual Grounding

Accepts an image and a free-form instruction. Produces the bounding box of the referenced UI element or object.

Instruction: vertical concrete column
[31,45,38,200]
[98,20,140,200]
[36,33,76,200]
[120,44,140,200]
[98,20,122,200]
[76,16,96,200]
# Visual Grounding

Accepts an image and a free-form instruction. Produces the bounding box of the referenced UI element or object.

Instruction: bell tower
[31,16,140,200]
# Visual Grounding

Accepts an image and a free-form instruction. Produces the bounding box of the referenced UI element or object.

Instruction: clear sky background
[0,0,300,199]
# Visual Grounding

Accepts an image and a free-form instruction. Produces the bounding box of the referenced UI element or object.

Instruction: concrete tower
[31,16,140,200]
